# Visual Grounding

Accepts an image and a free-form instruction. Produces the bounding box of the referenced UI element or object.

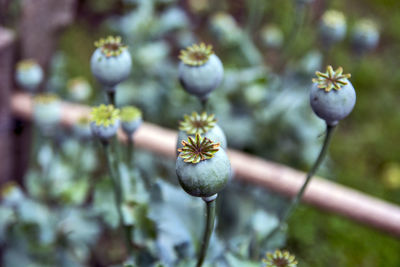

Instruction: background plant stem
[101,140,134,259]
[196,198,216,267]
[127,135,134,166]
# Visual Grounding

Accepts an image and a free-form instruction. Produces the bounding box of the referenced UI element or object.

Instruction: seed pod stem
[265,123,336,242]
[196,195,217,267]
[127,135,134,166]
[107,90,116,106]
[201,98,208,112]
[101,141,134,258]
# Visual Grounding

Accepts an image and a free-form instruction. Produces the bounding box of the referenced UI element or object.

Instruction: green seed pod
[120,105,142,136]
[319,10,347,47]
[310,66,356,126]
[90,104,120,140]
[177,112,227,154]
[15,59,43,92]
[33,93,61,134]
[67,77,92,102]
[90,36,132,90]
[176,134,230,198]
[178,43,224,101]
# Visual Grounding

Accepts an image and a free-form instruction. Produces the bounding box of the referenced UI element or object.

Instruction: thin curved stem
[265,123,336,242]
[196,197,217,267]
[101,141,134,257]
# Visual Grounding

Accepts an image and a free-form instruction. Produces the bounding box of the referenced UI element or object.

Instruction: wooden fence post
[0,27,15,183]
[19,0,77,70]
[12,0,78,181]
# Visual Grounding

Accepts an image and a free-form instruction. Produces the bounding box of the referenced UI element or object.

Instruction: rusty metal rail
[11,93,400,237]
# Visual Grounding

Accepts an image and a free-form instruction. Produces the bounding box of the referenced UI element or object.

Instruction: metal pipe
[11,93,400,237]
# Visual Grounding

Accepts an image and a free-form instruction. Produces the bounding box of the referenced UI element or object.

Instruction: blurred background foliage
[2,0,400,266]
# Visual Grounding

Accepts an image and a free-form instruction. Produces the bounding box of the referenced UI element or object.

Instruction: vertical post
[19,0,77,70]
[0,27,15,183]
[12,0,77,181]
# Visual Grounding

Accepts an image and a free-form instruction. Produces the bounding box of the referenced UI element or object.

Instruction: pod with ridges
[176,134,230,198]
[310,65,356,126]
[178,43,224,100]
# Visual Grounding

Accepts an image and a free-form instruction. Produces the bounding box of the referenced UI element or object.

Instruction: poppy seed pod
[310,66,356,126]
[177,112,227,154]
[33,93,62,130]
[178,43,224,101]
[90,104,120,140]
[15,59,43,92]
[90,36,132,90]
[176,134,230,198]
[73,116,92,140]
[319,10,347,46]
[351,19,380,54]
[67,77,92,102]
[120,106,142,136]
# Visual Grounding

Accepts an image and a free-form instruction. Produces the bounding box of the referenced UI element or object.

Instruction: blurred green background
[56,0,400,265]
[4,0,400,266]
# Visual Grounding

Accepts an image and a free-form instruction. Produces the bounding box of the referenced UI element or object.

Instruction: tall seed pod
[176,134,231,267]
[178,43,224,106]
[310,65,356,126]
[265,65,356,243]
[90,36,132,104]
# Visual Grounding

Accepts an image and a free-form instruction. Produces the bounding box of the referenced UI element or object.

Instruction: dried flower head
[16,59,39,71]
[90,104,120,127]
[178,133,220,164]
[179,112,217,135]
[33,93,59,104]
[312,65,351,92]
[120,106,142,122]
[179,43,214,66]
[94,36,127,57]
[263,250,298,267]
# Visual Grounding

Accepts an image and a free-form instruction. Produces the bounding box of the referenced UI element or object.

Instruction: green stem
[127,135,134,166]
[278,4,307,72]
[101,141,134,258]
[107,90,116,106]
[196,196,217,267]
[265,123,336,242]
[42,137,59,203]
[200,98,208,112]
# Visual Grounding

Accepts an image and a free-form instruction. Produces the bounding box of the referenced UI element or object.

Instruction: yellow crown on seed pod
[312,65,351,92]
[90,104,120,127]
[179,43,214,66]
